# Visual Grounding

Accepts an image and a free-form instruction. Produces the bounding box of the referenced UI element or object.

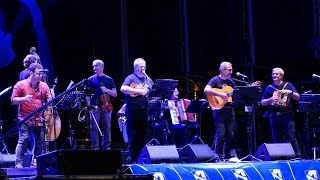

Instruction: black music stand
[232,86,262,161]
[149,79,179,99]
[147,79,178,145]
[299,94,320,159]
[56,91,85,149]
[185,99,208,144]
[57,91,85,111]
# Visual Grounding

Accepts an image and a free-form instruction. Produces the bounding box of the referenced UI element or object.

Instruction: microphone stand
[231,78,247,85]
[0,86,12,97]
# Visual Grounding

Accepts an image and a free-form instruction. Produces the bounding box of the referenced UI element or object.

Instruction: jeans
[89,108,111,150]
[270,112,301,157]
[15,123,44,164]
[212,107,235,159]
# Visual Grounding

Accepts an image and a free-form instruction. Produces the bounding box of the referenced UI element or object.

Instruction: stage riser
[36,149,122,175]
[130,161,320,179]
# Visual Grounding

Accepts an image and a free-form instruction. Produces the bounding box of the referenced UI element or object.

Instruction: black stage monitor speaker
[37,149,122,175]
[255,143,296,161]
[137,145,181,164]
[178,144,218,163]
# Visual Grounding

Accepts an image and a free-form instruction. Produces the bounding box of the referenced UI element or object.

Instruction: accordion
[167,99,195,124]
[271,90,291,108]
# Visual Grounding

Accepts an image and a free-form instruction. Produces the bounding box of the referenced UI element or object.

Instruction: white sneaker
[30,159,37,168]
[15,163,23,168]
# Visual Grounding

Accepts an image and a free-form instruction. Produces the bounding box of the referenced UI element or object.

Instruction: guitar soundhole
[214,97,219,104]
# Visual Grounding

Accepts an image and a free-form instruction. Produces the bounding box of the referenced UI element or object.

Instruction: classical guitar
[100,83,113,112]
[207,81,262,110]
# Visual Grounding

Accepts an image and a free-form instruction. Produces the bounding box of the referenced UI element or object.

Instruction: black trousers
[270,112,301,157]
[125,106,148,162]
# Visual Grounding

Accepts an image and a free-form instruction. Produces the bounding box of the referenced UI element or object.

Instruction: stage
[1,160,319,179]
[130,160,320,179]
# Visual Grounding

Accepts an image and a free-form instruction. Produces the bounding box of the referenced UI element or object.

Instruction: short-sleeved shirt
[11,79,51,126]
[207,75,236,89]
[19,69,30,80]
[261,81,297,112]
[86,74,116,106]
[122,73,153,107]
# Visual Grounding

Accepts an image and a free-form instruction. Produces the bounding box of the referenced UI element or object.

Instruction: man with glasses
[11,63,52,168]
[120,58,153,163]
[204,61,236,161]
[85,59,117,150]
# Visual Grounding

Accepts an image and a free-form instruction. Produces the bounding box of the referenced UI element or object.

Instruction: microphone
[236,72,248,78]
[312,74,320,79]
[39,69,49,73]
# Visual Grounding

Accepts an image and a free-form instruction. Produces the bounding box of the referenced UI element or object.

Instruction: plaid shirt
[11,79,51,126]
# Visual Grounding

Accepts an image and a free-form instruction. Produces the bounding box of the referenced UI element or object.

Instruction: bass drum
[44,106,61,141]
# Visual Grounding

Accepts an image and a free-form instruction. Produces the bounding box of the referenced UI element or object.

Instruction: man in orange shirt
[11,63,52,168]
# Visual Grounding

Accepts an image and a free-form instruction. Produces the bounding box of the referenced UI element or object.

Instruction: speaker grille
[138,145,180,164]
[255,143,296,161]
[178,144,218,163]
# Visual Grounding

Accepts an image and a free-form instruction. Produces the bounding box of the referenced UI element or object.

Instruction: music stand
[185,99,208,144]
[56,91,85,149]
[147,79,178,145]
[148,79,179,99]
[57,91,85,110]
[299,94,320,159]
[232,86,262,161]
[232,86,262,106]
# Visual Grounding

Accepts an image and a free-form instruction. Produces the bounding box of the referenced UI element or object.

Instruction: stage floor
[1,160,320,179]
[129,160,320,179]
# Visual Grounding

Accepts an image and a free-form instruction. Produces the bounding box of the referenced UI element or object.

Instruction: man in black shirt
[120,58,153,163]
[260,67,301,157]
[86,59,117,150]
[204,61,236,160]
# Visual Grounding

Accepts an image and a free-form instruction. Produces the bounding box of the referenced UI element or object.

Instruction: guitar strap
[268,82,288,91]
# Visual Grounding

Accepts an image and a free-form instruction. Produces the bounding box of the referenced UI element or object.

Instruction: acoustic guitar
[129,82,149,97]
[207,81,262,110]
